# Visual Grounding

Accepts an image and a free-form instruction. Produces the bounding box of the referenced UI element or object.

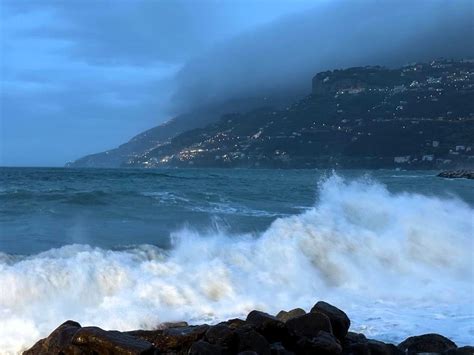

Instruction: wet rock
[311,301,350,341]
[71,327,155,355]
[188,340,223,354]
[276,308,306,323]
[342,332,370,355]
[152,325,209,353]
[246,311,279,326]
[270,342,295,355]
[398,334,457,354]
[204,323,239,352]
[296,330,342,355]
[286,312,333,338]
[72,326,154,355]
[125,329,164,346]
[23,320,82,355]
[235,326,271,355]
[221,318,247,329]
[368,339,402,355]
[246,310,288,343]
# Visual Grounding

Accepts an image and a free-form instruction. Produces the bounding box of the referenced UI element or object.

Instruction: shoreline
[24,301,473,355]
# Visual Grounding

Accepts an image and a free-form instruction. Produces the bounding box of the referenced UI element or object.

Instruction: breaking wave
[0,175,473,354]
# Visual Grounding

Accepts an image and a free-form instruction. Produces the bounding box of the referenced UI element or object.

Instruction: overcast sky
[1,0,472,166]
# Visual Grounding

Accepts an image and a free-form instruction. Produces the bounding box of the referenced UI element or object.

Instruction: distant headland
[67,59,474,170]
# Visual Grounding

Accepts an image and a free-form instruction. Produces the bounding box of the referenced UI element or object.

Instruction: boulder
[311,301,350,341]
[224,318,247,329]
[125,329,164,346]
[342,332,370,355]
[286,312,333,339]
[204,323,239,351]
[368,339,402,355]
[270,342,295,354]
[23,320,82,355]
[276,308,306,323]
[151,325,209,353]
[235,326,271,355]
[246,310,288,343]
[246,311,280,326]
[398,334,457,354]
[72,326,154,354]
[188,340,224,354]
[296,330,342,355]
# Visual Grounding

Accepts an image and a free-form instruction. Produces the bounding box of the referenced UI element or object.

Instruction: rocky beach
[24,301,473,355]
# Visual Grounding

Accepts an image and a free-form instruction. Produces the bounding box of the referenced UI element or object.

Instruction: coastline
[24,301,473,355]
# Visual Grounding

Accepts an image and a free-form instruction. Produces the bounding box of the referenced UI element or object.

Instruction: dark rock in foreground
[437,170,474,179]
[311,301,350,342]
[23,301,471,355]
[398,334,457,354]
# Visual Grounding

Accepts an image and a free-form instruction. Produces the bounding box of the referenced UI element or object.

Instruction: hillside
[125,59,474,169]
[66,95,300,168]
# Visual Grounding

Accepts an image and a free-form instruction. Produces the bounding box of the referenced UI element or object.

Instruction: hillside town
[125,59,473,169]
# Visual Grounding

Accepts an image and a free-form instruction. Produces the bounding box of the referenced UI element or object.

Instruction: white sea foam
[1,175,473,354]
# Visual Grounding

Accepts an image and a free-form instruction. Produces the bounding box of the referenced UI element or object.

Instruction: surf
[0,174,472,354]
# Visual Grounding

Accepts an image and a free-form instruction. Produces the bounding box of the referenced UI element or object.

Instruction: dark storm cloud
[171,0,474,111]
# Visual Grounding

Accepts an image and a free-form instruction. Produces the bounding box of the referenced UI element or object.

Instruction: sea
[0,167,473,354]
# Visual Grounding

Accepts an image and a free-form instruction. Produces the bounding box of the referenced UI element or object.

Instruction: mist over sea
[0,168,473,354]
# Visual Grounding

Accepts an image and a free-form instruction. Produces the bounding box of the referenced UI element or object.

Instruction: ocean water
[0,168,473,354]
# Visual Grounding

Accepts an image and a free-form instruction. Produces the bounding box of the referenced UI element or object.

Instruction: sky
[0,0,472,166]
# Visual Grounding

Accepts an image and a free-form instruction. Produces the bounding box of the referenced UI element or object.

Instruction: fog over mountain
[171,0,473,112]
[1,0,472,166]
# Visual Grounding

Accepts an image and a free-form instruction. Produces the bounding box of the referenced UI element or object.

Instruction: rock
[152,325,209,353]
[246,311,279,326]
[311,301,350,341]
[125,329,164,346]
[224,318,247,329]
[188,340,224,354]
[276,309,306,323]
[72,326,154,354]
[235,326,271,355]
[342,332,370,355]
[342,334,402,355]
[204,323,239,351]
[23,320,82,355]
[296,330,342,355]
[444,346,474,355]
[246,310,288,343]
[270,342,295,354]
[437,170,474,179]
[368,339,402,355]
[286,312,333,338]
[398,334,457,354]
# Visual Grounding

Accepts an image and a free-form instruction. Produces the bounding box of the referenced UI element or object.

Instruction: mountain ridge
[68,59,474,169]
